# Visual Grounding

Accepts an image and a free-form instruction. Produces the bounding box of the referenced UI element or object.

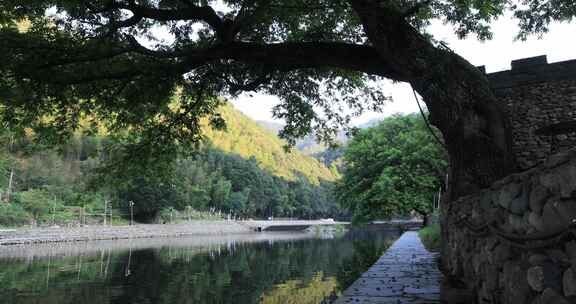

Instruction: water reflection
[0,228,400,304]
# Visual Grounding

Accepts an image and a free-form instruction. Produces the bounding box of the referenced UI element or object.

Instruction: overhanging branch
[128,41,407,80]
[84,0,225,39]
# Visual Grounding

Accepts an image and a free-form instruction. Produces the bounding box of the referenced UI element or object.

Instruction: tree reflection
[0,230,399,304]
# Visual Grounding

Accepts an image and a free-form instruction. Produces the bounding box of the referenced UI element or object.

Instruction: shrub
[157,207,181,224]
[15,189,63,223]
[0,204,31,227]
[419,224,441,252]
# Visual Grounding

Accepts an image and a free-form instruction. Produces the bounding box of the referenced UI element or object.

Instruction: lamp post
[129,201,135,226]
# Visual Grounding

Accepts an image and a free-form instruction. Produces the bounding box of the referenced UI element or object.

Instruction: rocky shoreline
[0,221,254,246]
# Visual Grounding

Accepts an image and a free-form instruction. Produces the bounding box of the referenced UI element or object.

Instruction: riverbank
[0,221,254,246]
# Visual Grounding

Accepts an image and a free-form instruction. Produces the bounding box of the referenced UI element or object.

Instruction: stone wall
[483,56,576,170]
[442,148,576,304]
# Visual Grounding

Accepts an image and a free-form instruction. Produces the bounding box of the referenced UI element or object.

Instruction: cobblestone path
[334,231,442,304]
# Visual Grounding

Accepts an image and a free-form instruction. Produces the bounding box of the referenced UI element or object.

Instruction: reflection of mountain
[0,229,400,304]
[261,272,338,304]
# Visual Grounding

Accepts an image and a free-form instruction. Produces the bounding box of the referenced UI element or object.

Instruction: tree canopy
[336,113,447,223]
[0,0,574,197]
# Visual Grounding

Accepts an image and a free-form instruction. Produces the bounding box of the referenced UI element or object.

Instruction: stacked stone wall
[484,56,576,170]
[443,148,576,304]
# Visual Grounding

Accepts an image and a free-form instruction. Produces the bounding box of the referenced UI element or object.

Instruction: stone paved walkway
[334,231,442,304]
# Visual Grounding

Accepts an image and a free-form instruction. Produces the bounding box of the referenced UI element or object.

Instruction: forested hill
[257,120,348,156]
[256,117,383,170]
[203,103,339,184]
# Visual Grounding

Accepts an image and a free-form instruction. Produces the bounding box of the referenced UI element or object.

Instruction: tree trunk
[349,0,517,199]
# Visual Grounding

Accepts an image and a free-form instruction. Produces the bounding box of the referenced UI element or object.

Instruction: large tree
[336,114,447,224]
[0,0,573,199]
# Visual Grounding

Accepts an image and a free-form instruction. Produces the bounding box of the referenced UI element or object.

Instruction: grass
[419,223,441,252]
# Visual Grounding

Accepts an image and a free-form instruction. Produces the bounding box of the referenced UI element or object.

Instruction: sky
[231,16,576,126]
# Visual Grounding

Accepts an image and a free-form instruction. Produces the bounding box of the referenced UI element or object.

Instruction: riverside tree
[1,0,574,199]
[336,114,447,224]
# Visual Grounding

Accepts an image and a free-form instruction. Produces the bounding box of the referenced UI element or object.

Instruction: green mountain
[203,103,339,184]
[0,102,346,225]
[255,120,349,155]
[255,117,383,169]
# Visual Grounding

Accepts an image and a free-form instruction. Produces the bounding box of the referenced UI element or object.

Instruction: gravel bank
[0,221,254,246]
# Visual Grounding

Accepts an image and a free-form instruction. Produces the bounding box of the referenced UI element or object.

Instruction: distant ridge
[256,118,383,157]
[255,121,349,155]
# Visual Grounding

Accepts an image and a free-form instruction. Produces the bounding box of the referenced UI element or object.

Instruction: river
[0,227,401,304]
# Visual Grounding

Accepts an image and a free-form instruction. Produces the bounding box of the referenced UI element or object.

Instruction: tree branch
[121,36,406,79]
[226,0,270,41]
[125,35,188,58]
[210,42,406,79]
[84,1,225,39]
[13,35,405,87]
[143,42,404,80]
[228,72,272,94]
[115,2,224,36]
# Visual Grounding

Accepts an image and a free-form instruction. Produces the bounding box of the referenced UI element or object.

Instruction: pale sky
[231,17,576,126]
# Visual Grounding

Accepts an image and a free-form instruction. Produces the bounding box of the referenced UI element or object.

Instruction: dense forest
[0,103,342,226]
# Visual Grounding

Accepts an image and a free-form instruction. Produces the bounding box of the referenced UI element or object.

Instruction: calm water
[0,228,400,304]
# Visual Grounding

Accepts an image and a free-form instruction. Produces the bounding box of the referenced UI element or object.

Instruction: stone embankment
[0,221,253,246]
[334,231,442,304]
[444,148,576,303]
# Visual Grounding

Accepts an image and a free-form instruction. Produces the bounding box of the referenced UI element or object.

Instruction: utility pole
[103,200,108,226]
[6,169,14,203]
[6,133,14,204]
[79,207,85,226]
